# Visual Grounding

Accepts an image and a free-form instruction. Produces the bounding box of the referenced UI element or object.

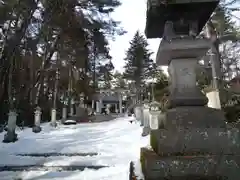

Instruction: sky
[109,0,240,73]
[109,0,160,73]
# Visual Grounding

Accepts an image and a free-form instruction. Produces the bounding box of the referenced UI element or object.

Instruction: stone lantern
[149,101,161,130]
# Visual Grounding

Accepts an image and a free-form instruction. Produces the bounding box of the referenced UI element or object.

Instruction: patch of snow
[0,117,149,180]
[133,160,145,180]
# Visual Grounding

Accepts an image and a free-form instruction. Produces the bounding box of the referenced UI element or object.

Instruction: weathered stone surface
[149,107,240,155]
[164,107,226,129]
[168,57,209,107]
[151,127,240,156]
[141,147,240,180]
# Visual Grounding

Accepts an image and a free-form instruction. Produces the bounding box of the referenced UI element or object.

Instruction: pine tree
[123,31,153,87]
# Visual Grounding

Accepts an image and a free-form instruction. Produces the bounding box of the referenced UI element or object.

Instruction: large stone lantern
[149,101,161,130]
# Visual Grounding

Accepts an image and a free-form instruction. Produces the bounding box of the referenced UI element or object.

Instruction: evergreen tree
[112,71,126,89]
[0,0,124,128]
[123,31,154,88]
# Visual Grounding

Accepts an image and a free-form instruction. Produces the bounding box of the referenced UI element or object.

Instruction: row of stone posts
[134,99,162,137]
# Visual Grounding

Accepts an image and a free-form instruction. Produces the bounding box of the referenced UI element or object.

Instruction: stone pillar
[96,101,100,113]
[62,106,67,119]
[134,106,140,121]
[119,93,122,114]
[142,103,150,136]
[32,107,42,133]
[91,100,95,110]
[61,106,67,124]
[139,105,144,126]
[80,98,84,108]
[115,104,118,113]
[50,108,57,127]
[99,99,103,113]
[3,111,18,143]
[70,98,74,116]
[105,104,110,115]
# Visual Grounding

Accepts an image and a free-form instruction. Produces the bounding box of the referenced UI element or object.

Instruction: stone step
[0,165,108,172]
[15,152,98,157]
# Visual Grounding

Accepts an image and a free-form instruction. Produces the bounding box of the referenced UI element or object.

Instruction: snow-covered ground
[0,117,148,180]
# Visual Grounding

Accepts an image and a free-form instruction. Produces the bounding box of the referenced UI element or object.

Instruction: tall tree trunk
[34,34,61,106]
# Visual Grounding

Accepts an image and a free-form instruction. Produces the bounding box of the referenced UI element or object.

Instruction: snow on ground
[0,117,149,180]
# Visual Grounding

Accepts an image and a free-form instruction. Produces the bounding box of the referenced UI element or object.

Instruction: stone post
[149,102,161,130]
[106,104,110,115]
[96,101,100,113]
[3,111,18,143]
[50,108,57,127]
[91,100,95,110]
[32,106,42,133]
[99,98,103,113]
[62,106,67,119]
[118,93,122,114]
[70,98,74,116]
[115,104,118,113]
[134,106,141,121]
[142,101,150,136]
[139,105,144,126]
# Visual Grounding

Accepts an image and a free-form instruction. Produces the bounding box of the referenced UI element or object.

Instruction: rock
[3,131,18,143]
[50,121,57,127]
[32,126,42,133]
